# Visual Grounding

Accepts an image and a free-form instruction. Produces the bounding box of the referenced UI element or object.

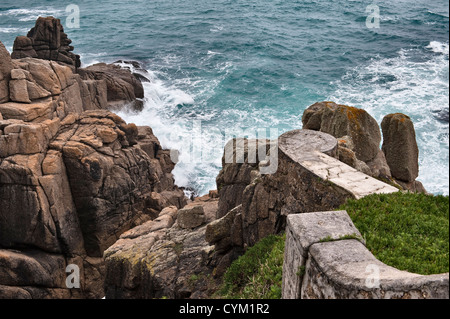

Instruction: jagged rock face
[104,195,220,299]
[11,17,80,68]
[0,39,186,299]
[53,110,186,257]
[210,133,352,263]
[78,63,144,112]
[9,16,144,112]
[215,138,267,219]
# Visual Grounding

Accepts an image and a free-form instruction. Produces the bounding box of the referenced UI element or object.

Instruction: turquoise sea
[1,0,448,195]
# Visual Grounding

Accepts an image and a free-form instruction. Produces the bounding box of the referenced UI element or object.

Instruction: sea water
[1,0,448,196]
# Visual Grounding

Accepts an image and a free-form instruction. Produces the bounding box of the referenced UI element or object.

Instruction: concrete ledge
[282,212,450,299]
[278,130,399,200]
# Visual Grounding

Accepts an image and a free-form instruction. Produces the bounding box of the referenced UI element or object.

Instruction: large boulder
[302,101,381,163]
[78,63,144,111]
[177,205,206,229]
[11,17,80,68]
[0,34,186,298]
[381,113,419,183]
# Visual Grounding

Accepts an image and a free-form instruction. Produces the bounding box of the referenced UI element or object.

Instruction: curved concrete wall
[282,211,449,299]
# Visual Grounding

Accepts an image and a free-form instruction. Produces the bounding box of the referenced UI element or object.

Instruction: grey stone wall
[282,212,449,299]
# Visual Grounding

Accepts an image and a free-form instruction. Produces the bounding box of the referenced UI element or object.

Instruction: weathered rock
[9,79,31,103]
[0,120,54,157]
[216,138,269,218]
[214,129,397,259]
[104,195,220,299]
[0,56,83,121]
[177,205,206,229]
[365,149,392,179]
[7,18,139,113]
[0,41,13,103]
[11,17,80,68]
[78,79,108,110]
[301,102,425,190]
[205,205,242,245]
[57,110,185,257]
[10,36,37,59]
[78,63,144,111]
[302,102,381,162]
[0,32,187,298]
[0,98,55,122]
[381,113,419,183]
[0,250,67,288]
[395,179,428,194]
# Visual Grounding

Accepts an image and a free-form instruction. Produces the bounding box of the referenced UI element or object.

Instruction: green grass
[216,192,449,299]
[340,192,449,275]
[217,234,285,299]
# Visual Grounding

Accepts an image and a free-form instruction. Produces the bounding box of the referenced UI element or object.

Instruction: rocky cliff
[0,17,186,299]
[1,17,430,300]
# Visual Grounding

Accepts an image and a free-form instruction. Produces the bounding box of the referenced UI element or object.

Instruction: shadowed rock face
[78,63,145,112]
[11,17,81,68]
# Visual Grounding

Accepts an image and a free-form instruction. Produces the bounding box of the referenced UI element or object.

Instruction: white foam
[114,62,205,192]
[0,27,29,34]
[426,41,449,55]
[210,25,224,32]
[114,60,291,195]
[0,8,64,22]
[329,45,449,195]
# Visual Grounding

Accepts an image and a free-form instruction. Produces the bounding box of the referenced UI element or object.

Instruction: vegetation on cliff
[341,192,449,276]
[217,192,448,299]
[217,234,285,299]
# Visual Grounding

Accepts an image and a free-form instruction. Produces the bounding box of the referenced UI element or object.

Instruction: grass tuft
[340,192,449,275]
[217,234,285,299]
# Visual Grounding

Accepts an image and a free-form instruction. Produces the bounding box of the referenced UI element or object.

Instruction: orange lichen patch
[385,113,411,123]
[343,106,366,122]
[335,105,366,130]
